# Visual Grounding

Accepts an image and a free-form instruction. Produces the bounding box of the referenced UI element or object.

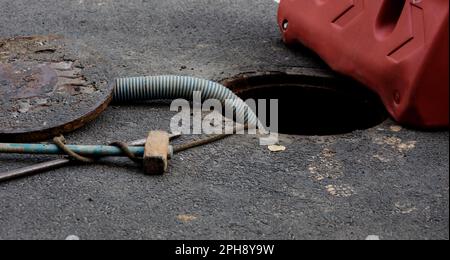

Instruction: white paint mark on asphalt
[373,154,391,163]
[395,202,418,214]
[373,136,417,153]
[308,148,344,181]
[325,184,355,197]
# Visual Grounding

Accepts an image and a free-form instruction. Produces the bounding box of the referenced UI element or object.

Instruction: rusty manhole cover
[0,35,114,142]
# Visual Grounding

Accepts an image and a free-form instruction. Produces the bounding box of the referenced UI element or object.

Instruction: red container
[278,0,449,128]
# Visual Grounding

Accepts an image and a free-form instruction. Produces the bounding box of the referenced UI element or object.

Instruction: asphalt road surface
[0,0,448,240]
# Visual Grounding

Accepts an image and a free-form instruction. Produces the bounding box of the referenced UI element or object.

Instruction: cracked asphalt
[0,0,448,240]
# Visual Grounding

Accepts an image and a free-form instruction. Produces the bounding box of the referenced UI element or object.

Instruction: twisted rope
[53,136,143,164]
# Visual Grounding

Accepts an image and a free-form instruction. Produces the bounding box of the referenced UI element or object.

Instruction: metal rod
[0,159,70,183]
[0,133,181,183]
[128,133,181,146]
[0,143,145,157]
[0,134,182,157]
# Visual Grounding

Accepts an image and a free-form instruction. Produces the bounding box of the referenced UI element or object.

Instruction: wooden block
[143,131,170,175]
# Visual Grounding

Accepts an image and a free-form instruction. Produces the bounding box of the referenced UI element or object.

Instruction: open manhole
[221,71,388,136]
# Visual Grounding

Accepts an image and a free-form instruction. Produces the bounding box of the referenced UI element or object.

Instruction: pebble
[65,235,80,240]
[365,235,380,240]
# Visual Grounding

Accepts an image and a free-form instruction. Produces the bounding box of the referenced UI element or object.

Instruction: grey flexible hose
[114,75,258,126]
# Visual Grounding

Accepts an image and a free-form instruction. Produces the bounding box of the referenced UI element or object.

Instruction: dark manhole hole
[222,71,388,136]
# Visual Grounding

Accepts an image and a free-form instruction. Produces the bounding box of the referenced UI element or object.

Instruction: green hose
[114,75,258,126]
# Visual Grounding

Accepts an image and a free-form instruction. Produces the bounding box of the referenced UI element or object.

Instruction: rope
[109,141,143,163]
[53,136,143,164]
[53,136,95,163]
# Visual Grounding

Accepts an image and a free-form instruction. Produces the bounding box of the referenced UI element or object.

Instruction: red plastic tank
[278,0,449,128]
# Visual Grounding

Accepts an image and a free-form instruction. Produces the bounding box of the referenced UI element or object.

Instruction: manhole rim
[0,81,115,142]
[219,69,389,136]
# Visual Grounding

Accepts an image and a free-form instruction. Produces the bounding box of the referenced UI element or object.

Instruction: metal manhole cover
[0,35,114,142]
